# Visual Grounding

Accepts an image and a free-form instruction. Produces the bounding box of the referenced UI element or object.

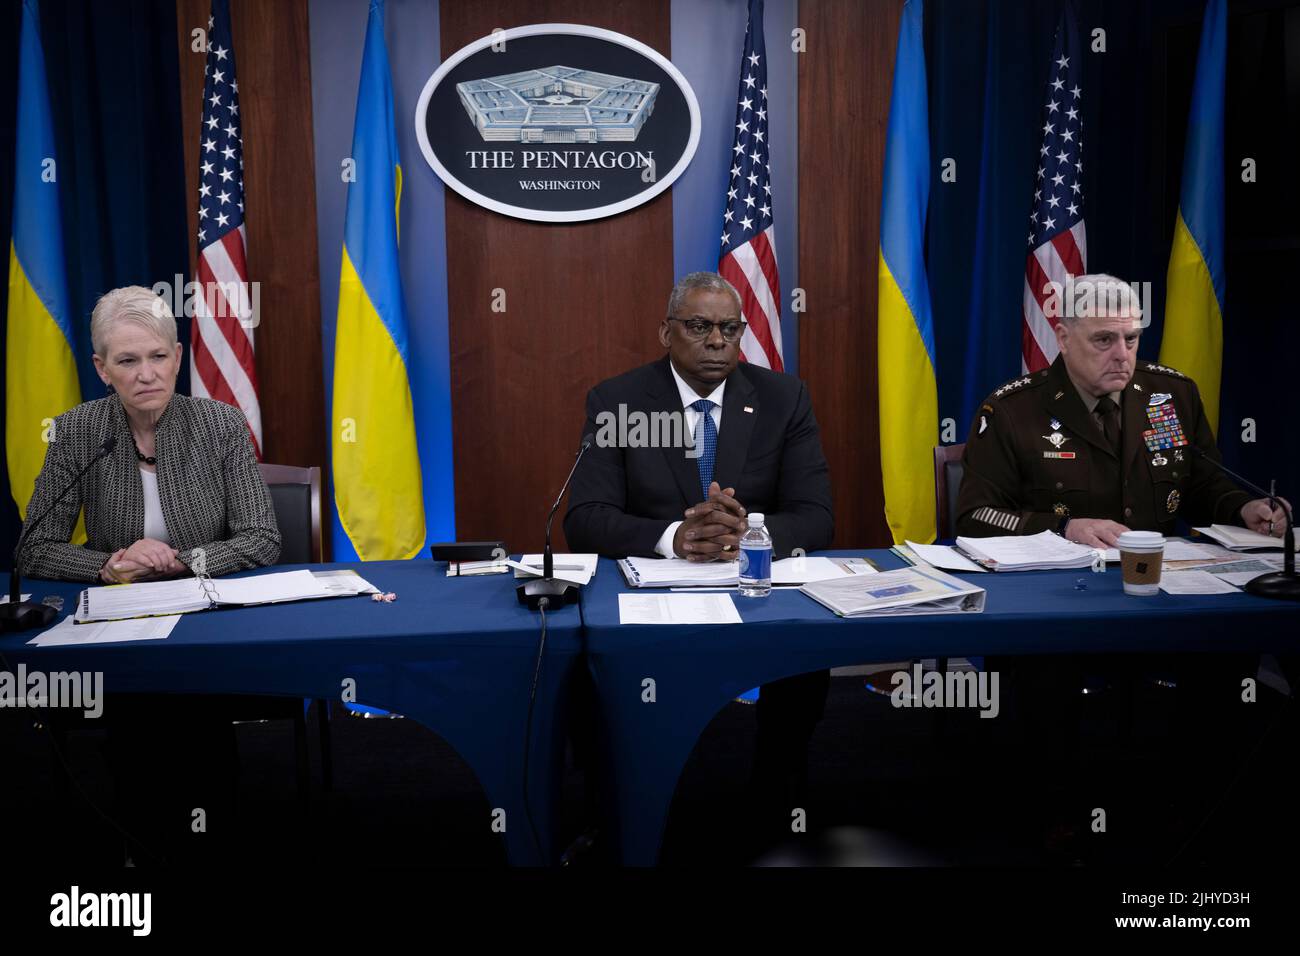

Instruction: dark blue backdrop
[926,0,1299,509]
[0,0,191,566]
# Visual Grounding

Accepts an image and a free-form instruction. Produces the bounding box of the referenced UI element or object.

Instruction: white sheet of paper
[618,592,742,625]
[28,614,181,646]
[505,559,591,587]
[1103,539,1226,563]
[311,569,380,595]
[904,542,986,573]
[0,594,33,603]
[1158,570,1243,595]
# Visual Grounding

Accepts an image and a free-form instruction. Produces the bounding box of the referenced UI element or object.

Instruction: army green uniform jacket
[955,356,1252,537]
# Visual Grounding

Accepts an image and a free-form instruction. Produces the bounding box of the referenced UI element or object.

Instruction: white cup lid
[1116,530,1164,549]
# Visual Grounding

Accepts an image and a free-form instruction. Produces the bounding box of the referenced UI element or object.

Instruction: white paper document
[800,566,986,617]
[0,594,33,603]
[29,614,181,646]
[1193,525,1297,552]
[1195,557,1283,586]
[618,592,743,625]
[955,531,1098,571]
[508,555,597,587]
[1158,570,1244,595]
[903,541,987,573]
[75,569,338,623]
[620,555,869,588]
[311,569,381,595]
[1101,538,1232,564]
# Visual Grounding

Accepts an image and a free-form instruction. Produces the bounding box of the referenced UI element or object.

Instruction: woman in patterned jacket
[20,285,280,583]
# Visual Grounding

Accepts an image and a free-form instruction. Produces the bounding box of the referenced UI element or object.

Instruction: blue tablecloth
[1,561,581,866]
[579,549,1300,865]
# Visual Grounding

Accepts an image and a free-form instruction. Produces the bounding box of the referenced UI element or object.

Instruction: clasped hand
[100,538,188,583]
[674,481,747,562]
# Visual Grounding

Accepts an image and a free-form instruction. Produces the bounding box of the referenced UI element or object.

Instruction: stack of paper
[618,555,872,588]
[800,566,985,617]
[955,531,1099,571]
[1193,525,1297,552]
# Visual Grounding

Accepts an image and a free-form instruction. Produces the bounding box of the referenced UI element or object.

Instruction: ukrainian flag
[7,0,82,520]
[331,0,425,560]
[878,0,938,544]
[1159,0,1226,432]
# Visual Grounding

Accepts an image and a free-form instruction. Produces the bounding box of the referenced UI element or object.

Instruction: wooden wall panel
[176,0,326,486]
[798,0,899,548]
[440,0,674,553]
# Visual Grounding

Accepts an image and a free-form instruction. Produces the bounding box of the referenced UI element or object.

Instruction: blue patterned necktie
[691,398,718,501]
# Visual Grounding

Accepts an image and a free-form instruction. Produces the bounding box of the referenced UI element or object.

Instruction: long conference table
[0,562,583,867]
[5,549,1299,866]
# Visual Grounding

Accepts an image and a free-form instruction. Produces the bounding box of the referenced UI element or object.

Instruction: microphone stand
[517,436,593,611]
[2,438,118,631]
[1192,447,1298,600]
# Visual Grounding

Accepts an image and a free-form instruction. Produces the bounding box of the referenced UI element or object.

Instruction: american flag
[1022,6,1087,373]
[718,0,783,372]
[190,0,262,457]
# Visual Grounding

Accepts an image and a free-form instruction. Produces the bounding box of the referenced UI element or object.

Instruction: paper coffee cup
[1117,530,1164,596]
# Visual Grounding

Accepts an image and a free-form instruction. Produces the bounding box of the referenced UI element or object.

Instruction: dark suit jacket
[22,393,281,582]
[563,356,833,559]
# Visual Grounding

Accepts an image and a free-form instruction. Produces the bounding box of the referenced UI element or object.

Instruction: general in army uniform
[955,274,1285,548]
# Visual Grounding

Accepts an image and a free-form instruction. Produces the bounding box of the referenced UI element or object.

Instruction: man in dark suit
[564,271,835,834]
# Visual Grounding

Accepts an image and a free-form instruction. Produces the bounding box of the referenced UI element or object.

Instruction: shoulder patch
[1139,361,1188,379]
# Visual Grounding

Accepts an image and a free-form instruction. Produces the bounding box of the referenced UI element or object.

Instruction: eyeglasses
[668,317,747,343]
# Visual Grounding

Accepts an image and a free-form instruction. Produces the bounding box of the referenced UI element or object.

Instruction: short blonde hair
[90,285,178,358]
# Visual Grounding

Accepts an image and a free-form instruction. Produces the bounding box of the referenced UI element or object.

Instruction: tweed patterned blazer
[21,393,281,582]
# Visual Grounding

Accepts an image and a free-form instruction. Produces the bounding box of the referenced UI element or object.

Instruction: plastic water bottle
[738,512,772,598]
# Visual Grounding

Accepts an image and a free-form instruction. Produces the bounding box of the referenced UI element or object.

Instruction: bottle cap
[747,512,765,527]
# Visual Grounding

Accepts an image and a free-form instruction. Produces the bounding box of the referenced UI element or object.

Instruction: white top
[139,467,171,545]
[654,360,728,558]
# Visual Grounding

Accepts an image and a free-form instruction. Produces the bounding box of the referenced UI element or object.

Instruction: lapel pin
[743,406,754,414]
[1053,391,1064,400]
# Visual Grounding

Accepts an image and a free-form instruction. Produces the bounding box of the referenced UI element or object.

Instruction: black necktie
[1095,396,1121,455]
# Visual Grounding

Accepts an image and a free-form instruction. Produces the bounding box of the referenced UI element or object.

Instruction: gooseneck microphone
[2,436,118,632]
[517,433,594,611]
[1191,447,1298,600]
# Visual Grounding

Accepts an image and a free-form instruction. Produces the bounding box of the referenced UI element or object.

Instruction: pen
[1269,479,1276,536]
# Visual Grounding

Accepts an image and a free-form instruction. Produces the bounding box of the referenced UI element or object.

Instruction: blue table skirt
[2,561,581,866]
[579,549,1300,865]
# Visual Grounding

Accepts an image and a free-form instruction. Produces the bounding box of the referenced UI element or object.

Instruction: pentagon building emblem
[456,67,660,144]
[416,23,700,222]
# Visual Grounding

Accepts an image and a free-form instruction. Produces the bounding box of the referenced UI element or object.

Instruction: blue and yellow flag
[878,0,938,544]
[1159,0,1226,432]
[331,0,425,560]
[6,0,82,519]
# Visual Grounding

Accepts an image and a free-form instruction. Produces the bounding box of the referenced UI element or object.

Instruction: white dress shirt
[653,361,726,557]
[139,467,171,545]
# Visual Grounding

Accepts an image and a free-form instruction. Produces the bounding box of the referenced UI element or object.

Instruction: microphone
[1191,446,1298,600]
[3,436,118,632]
[517,433,594,611]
